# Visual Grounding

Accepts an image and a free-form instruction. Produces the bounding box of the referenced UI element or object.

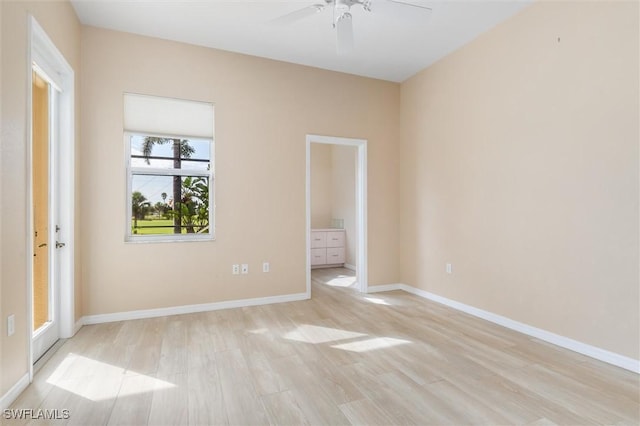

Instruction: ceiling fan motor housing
[334,0,372,11]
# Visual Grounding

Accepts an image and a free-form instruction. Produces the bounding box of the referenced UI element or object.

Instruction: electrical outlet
[7,315,15,336]
[446,263,452,274]
[232,264,240,275]
[263,262,270,273]
[241,264,249,274]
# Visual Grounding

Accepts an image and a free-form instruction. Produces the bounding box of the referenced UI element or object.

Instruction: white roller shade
[124,93,214,138]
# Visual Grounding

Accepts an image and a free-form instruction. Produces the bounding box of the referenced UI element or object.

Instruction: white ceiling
[71,0,532,82]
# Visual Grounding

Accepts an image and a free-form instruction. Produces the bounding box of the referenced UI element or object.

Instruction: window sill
[125,234,215,244]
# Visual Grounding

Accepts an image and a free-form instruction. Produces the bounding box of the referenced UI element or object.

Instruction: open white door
[31,67,62,361]
[29,17,75,366]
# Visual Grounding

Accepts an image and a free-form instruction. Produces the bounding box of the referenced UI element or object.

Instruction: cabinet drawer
[311,232,326,249]
[310,248,327,266]
[326,231,344,248]
[326,247,345,264]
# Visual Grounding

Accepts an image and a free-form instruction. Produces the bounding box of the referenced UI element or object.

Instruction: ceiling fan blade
[387,0,432,12]
[270,4,325,26]
[336,12,354,56]
[369,0,432,20]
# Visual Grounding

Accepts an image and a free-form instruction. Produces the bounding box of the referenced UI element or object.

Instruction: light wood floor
[8,267,639,425]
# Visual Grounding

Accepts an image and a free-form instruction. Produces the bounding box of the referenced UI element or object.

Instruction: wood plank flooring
[7,267,639,425]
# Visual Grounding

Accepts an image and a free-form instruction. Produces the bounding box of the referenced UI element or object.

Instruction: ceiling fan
[271,0,433,56]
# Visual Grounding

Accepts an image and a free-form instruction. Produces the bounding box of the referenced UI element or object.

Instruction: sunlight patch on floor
[325,274,357,287]
[283,324,366,344]
[364,296,391,305]
[46,354,174,401]
[331,337,411,353]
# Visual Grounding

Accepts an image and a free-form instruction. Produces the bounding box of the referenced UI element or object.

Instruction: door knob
[55,241,66,249]
[38,243,47,248]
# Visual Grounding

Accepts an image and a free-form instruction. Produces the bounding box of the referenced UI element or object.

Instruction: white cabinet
[326,231,344,248]
[310,248,327,266]
[310,232,326,249]
[310,229,345,268]
[326,247,345,264]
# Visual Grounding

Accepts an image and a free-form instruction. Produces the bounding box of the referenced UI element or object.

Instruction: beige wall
[310,143,333,228]
[80,26,400,316]
[331,145,357,266]
[400,0,639,359]
[1,0,81,398]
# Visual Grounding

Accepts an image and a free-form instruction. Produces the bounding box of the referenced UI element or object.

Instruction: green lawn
[132,219,179,235]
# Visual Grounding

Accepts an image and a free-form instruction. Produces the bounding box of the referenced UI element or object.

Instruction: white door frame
[305,134,367,295]
[27,16,75,377]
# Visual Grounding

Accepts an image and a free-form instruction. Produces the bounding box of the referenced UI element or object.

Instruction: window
[124,94,214,242]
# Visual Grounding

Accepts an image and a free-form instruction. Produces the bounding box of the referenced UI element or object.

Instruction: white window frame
[124,131,215,243]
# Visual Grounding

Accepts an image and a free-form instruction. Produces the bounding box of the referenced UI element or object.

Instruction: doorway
[29,17,75,370]
[31,68,59,361]
[305,135,367,296]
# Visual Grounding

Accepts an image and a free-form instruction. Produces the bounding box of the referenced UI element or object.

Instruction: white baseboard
[82,292,309,325]
[0,373,29,411]
[344,263,356,271]
[374,283,639,374]
[367,283,402,293]
[73,319,83,334]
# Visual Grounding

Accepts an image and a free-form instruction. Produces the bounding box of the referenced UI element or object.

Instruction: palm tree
[154,201,166,217]
[161,192,167,202]
[142,137,194,233]
[131,191,150,233]
[178,176,209,233]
